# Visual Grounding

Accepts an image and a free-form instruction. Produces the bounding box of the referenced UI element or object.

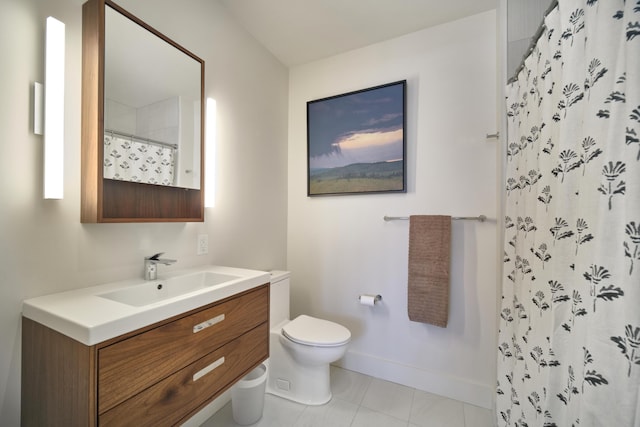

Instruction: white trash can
[231,363,268,425]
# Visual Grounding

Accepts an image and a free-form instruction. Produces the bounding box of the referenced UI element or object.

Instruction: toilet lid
[282,315,351,347]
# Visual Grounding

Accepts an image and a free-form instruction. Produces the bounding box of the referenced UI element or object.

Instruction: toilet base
[266,360,332,405]
[267,387,332,406]
[266,324,336,405]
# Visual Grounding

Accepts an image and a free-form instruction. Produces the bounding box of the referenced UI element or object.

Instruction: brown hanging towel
[407,215,451,327]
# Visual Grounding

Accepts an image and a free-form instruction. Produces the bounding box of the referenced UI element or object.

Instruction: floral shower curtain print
[497,0,640,426]
[103,133,175,186]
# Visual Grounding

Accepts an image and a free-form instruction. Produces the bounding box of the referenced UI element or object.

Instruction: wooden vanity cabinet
[22,284,269,427]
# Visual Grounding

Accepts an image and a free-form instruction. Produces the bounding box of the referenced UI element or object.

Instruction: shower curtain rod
[105,128,178,150]
[507,0,559,84]
[384,215,487,222]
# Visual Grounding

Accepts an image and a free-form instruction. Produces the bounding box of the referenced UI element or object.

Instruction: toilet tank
[269,271,290,326]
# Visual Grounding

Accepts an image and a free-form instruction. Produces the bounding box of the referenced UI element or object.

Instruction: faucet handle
[146,252,164,260]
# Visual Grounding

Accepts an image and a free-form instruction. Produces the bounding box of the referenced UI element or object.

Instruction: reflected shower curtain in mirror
[103,133,175,186]
[497,0,639,426]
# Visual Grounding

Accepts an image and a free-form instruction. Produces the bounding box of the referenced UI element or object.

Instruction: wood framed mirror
[81,0,205,222]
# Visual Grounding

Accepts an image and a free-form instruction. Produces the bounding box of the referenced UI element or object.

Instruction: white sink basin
[22,265,270,346]
[98,271,240,307]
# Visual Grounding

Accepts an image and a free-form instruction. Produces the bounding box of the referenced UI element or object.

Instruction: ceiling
[218,0,498,67]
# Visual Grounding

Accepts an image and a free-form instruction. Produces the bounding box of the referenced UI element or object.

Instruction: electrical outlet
[197,234,208,255]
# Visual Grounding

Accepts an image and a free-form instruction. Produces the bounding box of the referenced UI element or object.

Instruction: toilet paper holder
[358,294,382,305]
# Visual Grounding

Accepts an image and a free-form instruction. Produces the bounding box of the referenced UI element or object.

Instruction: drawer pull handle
[193,314,225,333]
[193,357,225,382]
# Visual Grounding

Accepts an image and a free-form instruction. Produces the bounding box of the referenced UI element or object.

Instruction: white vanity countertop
[22,265,270,346]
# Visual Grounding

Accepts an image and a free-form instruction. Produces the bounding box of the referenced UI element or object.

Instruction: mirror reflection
[104,5,202,189]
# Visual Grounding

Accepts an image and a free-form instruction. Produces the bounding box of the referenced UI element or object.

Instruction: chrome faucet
[144,253,177,280]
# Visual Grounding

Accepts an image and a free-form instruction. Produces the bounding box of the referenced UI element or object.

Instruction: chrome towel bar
[383,215,487,222]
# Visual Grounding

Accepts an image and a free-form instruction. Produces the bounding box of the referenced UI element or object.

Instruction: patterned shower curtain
[103,133,176,186]
[497,0,639,426]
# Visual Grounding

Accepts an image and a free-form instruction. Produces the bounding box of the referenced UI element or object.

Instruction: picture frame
[307,80,406,196]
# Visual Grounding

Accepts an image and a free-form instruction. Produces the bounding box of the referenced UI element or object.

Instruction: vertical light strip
[33,82,44,135]
[205,98,217,208]
[44,17,65,199]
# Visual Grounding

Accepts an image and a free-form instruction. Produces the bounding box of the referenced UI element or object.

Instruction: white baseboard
[334,350,494,409]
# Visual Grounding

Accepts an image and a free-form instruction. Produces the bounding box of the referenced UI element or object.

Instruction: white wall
[287,10,498,408]
[0,0,288,424]
[506,0,554,78]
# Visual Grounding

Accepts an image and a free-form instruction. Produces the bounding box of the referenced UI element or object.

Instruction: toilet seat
[282,315,351,347]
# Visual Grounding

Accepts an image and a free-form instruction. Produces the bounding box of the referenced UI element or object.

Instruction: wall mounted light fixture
[43,16,65,199]
[33,82,44,135]
[205,98,216,208]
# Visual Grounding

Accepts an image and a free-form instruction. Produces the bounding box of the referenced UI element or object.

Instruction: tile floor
[201,366,495,427]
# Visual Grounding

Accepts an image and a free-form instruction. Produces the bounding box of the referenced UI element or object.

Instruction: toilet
[266,271,351,405]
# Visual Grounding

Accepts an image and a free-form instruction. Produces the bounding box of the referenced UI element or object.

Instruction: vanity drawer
[98,285,268,414]
[99,323,268,427]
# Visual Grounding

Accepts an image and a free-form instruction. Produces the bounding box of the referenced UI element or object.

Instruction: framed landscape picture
[307,80,406,196]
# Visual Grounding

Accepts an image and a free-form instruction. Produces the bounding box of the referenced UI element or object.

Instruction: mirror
[104,4,201,189]
[81,0,205,222]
